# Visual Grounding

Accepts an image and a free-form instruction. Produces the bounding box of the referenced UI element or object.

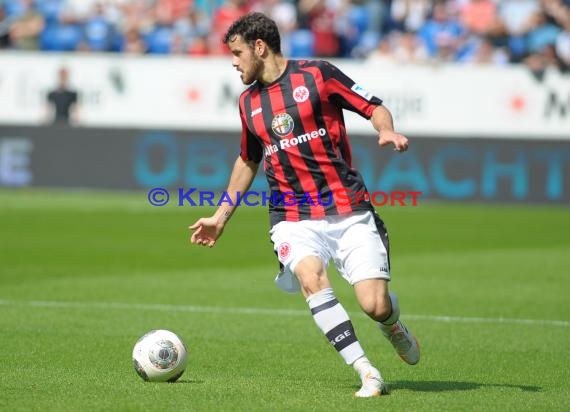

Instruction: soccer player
[189,12,420,397]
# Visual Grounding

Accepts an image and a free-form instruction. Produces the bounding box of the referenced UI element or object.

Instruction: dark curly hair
[223,12,281,54]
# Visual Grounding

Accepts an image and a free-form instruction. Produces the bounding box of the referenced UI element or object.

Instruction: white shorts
[270,211,391,293]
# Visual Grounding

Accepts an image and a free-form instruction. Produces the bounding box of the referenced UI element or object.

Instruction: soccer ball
[132,329,188,382]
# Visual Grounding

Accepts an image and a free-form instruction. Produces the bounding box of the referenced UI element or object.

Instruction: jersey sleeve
[319,61,383,119]
[239,106,263,163]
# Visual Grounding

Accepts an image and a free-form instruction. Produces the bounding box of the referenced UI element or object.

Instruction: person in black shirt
[46,67,79,125]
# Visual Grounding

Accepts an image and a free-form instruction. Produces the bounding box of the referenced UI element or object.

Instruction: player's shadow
[390,380,541,393]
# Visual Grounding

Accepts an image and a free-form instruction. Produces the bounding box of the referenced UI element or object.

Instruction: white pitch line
[403,314,570,327]
[0,299,309,317]
[0,299,569,328]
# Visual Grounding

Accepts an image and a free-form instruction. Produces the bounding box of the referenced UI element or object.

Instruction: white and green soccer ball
[132,329,188,382]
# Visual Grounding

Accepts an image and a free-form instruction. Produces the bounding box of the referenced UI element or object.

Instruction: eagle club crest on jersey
[293,86,309,103]
[278,242,291,260]
[271,113,294,137]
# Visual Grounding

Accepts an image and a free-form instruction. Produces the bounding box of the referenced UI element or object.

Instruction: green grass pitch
[0,189,569,411]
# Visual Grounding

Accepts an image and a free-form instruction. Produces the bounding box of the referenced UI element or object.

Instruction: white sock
[379,292,400,327]
[353,356,375,376]
[306,287,365,365]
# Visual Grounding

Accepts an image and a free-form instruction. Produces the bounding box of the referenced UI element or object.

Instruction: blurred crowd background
[0,0,569,71]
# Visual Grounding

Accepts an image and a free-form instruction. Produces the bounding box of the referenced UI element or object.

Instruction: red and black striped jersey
[239,59,382,226]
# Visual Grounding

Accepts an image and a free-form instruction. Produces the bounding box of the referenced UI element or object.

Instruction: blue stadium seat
[349,6,369,35]
[357,31,381,53]
[83,17,114,51]
[288,30,315,58]
[3,0,24,17]
[110,31,125,53]
[145,26,173,54]
[36,0,65,25]
[40,24,82,51]
[342,6,370,56]
[508,35,527,60]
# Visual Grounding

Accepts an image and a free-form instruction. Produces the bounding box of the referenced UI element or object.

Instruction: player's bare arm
[189,156,258,247]
[371,105,409,153]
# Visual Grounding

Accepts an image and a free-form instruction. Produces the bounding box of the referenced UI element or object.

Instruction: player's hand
[379,130,409,153]
[189,217,224,248]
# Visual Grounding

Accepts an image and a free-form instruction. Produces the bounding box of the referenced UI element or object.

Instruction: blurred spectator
[60,0,101,23]
[499,0,540,35]
[527,10,561,54]
[367,34,397,65]
[145,4,175,54]
[209,0,249,54]
[36,0,66,26]
[392,30,429,63]
[390,0,432,33]
[46,67,79,126]
[523,44,562,79]
[187,34,209,54]
[251,0,297,56]
[0,0,568,66]
[119,0,155,34]
[418,2,464,60]
[542,43,565,69]
[460,0,500,36]
[9,0,45,50]
[298,0,340,57]
[458,35,509,64]
[0,5,11,48]
[121,27,148,53]
[364,0,386,34]
[555,25,570,69]
[195,0,225,17]
[542,0,570,29]
[336,0,370,57]
[499,0,541,60]
[78,2,117,51]
[172,7,210,54]
[156,0,194,21]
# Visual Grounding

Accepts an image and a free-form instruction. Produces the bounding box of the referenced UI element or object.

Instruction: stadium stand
[0,0,569,70]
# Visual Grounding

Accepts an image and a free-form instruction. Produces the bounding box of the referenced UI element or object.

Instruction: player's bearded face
[229,36,263,85]
[241,52,263,85]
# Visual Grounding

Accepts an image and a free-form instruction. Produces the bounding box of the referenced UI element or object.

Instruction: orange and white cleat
[379,320,420,365]
[354,367,389,398]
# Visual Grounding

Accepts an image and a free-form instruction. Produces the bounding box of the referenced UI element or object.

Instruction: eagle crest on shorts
[278,242,291,260]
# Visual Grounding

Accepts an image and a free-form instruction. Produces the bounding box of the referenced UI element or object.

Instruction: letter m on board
[544,90,570,118]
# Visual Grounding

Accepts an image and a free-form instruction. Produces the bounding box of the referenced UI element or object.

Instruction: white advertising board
[0,52,568,138]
